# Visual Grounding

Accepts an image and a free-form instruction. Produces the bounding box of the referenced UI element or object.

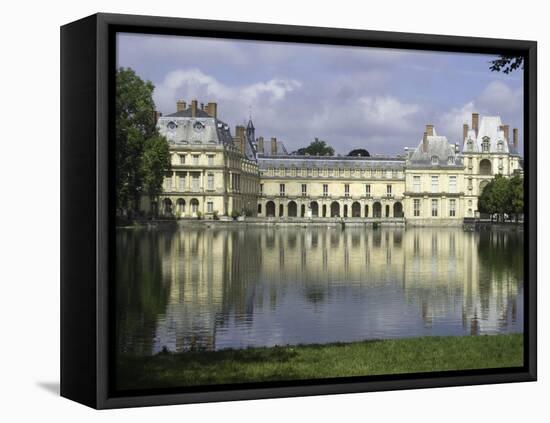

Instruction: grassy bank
[117,334,523,390]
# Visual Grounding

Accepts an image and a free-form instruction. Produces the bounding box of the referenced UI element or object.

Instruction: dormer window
[431,156,439,165]
[497,140,504,152]
[448,156,455,165]
[482,136,490,152]
[467,139,473,150]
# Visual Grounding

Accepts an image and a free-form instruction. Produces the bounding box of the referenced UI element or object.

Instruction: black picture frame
[60,12,537,409]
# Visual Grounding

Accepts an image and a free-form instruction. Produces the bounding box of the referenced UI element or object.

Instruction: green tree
[489,56,524,74]
[509,174,524,221]
[294,137,335,156]
[116,67,170,216]
[347,148,370,157]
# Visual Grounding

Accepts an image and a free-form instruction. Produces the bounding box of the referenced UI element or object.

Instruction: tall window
[207,173,214,190]
[413,199,421,217]
[386,184,392,196]
[431,199,438,217]
[164,175,172,192]
[301,184,307,196]
[449,175,457,193]
[192,173,200,192]
[431,176,439,193]
[344,184,350,197]
[482,137,490,152]
[413,176,421,193]
[259,183,263,194]
[307,167,312,176]
[499,158,503,170]
[192,154,199,165]
[323,184,328,197]
[279,183,285,196]
[365,184,371,196]
[179,174,186,191]
[207,155,214,166]
[179,154,186,165]
[449,199,456,217]
[207,202,214,213]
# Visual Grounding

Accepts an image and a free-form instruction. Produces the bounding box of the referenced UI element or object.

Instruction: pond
[115,226,523,355]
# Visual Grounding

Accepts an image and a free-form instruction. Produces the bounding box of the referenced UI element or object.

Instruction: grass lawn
[117,333,523,390]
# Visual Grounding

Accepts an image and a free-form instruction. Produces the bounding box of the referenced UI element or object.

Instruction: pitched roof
[409,131,463,167]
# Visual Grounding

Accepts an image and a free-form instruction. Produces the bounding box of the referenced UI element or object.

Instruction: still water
[116,226,523,355]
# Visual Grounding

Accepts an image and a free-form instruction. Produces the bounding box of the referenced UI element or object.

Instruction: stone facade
[146,100,521,224]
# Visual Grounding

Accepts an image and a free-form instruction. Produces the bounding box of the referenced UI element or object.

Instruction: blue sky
[117,33,524,155]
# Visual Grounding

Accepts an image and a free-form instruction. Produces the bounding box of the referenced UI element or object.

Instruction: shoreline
[117,333,523,390]
[116,218,524,230]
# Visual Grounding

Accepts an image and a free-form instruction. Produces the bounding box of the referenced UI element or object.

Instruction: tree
[116,67,171,216]
[489,56,524,74]
[509,174,524,221]
[294,137,334,156]
[347,148,370,157]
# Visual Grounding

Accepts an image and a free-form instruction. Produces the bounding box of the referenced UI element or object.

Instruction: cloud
[358,96,420,130]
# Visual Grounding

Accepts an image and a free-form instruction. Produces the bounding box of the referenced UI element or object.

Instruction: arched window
[482,137,490,153]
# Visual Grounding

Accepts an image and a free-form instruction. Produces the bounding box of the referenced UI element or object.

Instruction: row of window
[264,167,403,179]
[164,172,215,192]
[269,183,394,197]
[412,175,457,193]
[174,153,215,166]
[413,199,457,217]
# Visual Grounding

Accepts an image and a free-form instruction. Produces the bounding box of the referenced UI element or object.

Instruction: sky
[117,33,524,156]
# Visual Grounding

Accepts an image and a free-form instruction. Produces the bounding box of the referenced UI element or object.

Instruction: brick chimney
[463,123,469,144]
[513,128,519,150]
[472,113,479,136]
[422,132,428,153]
[191,100,198,118]
[271,137,278,155]
[176,100,186,113]
[234,125,246,154]
[499,124,510,143]
[425,124,434,137]
[153,111,162,124]
[204,102,217,119]
[257,136,264,154]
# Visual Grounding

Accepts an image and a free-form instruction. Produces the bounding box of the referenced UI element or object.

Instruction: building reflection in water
[116,226,523,356]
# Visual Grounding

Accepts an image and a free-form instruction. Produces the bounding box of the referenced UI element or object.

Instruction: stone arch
[393,202,403,218]
[479,159,492,175]
[373,202,382,218]
[322,204,327,217]
[257,203,262,215]
[330,201,340,217]
[300,204,306,217]
[279,203,284,217]
[176,198,185,214]
[479,179,490,194]
[266,201,276,217]
[343,204,348,218]
[364,204,369,218]
[310,201,319,217]
[190,198,199,214]
[288,201,297,217]
[385,204,390,218]
[352,202,361,217]
[163,198,173,216]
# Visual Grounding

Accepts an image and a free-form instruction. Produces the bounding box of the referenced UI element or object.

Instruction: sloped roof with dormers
[409,129,463,168]
[462,115,513,154]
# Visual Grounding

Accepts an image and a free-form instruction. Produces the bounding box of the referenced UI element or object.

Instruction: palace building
[150,100,522,224]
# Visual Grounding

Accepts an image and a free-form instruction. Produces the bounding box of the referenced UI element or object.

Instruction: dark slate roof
[165,108,212,118]
[409,133,463,168]
[258,154,405,170]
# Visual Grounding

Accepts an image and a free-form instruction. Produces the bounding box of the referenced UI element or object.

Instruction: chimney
[271,137,278,155]
[513,128,519,150]
[257,136,264,154]
[176,100,186,113]
[205,102,217,119]
[422,132,428,153]
[499,125,510,143]
[425,124,434,137]
[463,123,469,144]
[191,100,198,118]
[234,125,246,154]
[472,113,479,135]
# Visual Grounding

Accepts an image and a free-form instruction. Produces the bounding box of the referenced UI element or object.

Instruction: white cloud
[358,96,420,130]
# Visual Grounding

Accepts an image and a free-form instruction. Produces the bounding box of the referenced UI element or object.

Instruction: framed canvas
[60,13,537,409]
